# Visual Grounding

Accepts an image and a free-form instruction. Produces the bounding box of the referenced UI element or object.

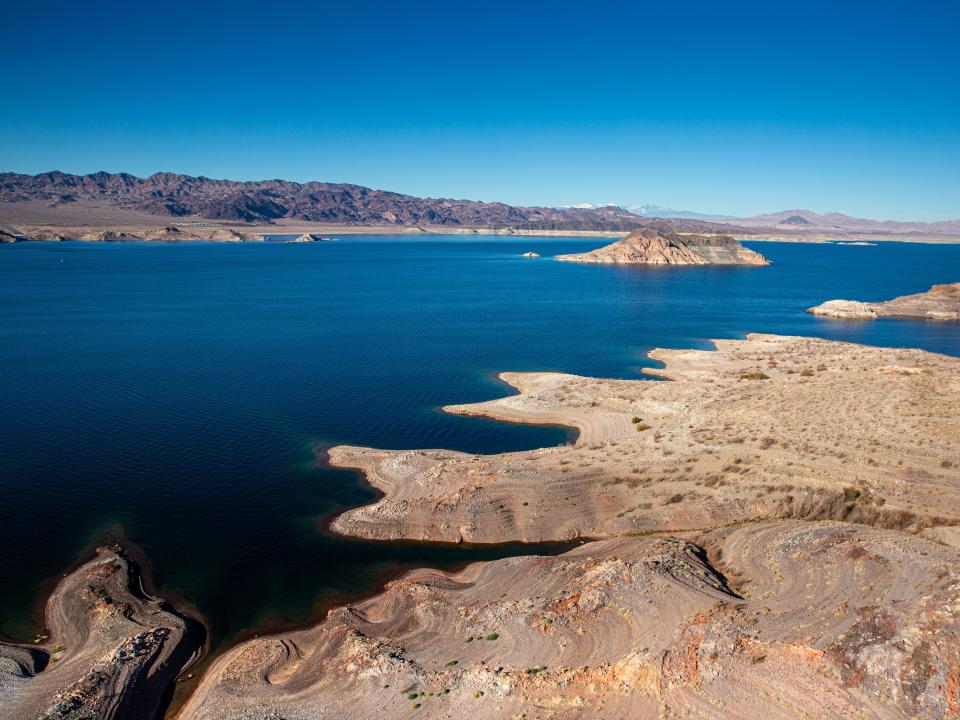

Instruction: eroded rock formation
[555,228,768,265]
[0,546,201,720]
[10,334,960,719]
[178,522,960,719]
[808,282,960,320]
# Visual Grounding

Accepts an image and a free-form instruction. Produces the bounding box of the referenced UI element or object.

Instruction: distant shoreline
[4,221,960,244]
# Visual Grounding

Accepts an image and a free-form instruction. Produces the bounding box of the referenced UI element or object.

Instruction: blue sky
[2,0,958,220]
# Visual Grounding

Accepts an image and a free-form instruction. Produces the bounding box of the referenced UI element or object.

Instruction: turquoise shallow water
[0,236,957,648]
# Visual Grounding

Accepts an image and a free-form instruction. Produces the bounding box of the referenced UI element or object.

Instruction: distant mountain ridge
[564,203,737,221]
[0,171,717,233]
[627,204,739,221]
[728,209,960,234]
[3,172,957,238]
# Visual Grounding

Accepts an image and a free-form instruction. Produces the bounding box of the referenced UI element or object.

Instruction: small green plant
[412,702,421,708]
[445,660,458,666]
[521,501,528,506]
[631,416,642,424]
[739,371,768,381]
[485,633,499,640]
[407,693,418,700]
[635,423,651,431]
[465,636,474,642]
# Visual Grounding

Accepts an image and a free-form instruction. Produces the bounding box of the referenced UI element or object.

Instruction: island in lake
[555,227,769,265]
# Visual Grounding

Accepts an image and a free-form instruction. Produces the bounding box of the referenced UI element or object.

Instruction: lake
[1,235,958,650]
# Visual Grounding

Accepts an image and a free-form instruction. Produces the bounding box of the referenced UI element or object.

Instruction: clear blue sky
[2,0,958,220]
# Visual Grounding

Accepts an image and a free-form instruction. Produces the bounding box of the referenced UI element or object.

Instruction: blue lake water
[1,236,958,650]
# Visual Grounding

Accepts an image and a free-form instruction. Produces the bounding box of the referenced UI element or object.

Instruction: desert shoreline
[174,332,960,719]
[4,331,960,719]
[5,220,960,244]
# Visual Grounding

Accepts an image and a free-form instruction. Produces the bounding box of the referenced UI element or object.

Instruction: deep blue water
[1,236,958,649]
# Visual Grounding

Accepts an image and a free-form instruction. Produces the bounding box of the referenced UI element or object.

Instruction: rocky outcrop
[806,299,879,319]
[34,226,260,243]
[0,546,202,720]
[555,228,768,265]
[289,233,329,243]
[178,521,960,720]
[78,230,142,242]
[0,224,28,242]
[206,228,251,242]
[808,282,960,320]
[521,251,540,257]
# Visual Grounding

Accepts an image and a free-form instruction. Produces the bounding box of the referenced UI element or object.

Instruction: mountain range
[722,208,960,234]
[0,171,713,233]
[1,171,958,237]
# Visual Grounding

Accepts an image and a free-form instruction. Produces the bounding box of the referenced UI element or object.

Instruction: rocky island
[808,282,960,320]
[555,228,769,265]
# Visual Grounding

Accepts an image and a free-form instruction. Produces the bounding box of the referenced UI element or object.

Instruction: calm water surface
[1,236,958,647]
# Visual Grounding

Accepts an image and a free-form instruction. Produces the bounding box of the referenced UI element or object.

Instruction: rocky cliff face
[808,282,960,320]
[555,228,769,265]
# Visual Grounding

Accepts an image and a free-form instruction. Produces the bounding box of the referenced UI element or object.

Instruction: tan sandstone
[808,282,960,320]
[555,228,768,265]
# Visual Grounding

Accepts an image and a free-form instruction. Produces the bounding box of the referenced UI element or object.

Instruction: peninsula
[808,282,960,320]
[3,334,958,719]
[179,333,960,719]
[0,547,201,720]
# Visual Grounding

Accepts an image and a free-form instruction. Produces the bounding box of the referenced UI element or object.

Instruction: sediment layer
[178,521,960,719]
[9,333,960,718]
[330,334,959,543]
[0,546,201,720]
[808,282,960,320]
[555,228,768,265]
